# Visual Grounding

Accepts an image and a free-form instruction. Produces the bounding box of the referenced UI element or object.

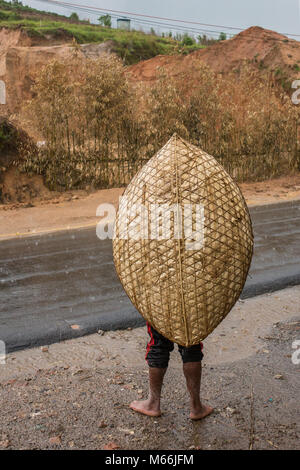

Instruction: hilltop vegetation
[0,0,205,64]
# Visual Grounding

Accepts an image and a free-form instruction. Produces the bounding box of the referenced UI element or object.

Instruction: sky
[22,0,300,39]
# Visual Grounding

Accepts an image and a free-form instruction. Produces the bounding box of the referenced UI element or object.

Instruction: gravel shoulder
[1,286,299,450]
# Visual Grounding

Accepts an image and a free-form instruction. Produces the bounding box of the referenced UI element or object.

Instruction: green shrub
[181,33,195,46]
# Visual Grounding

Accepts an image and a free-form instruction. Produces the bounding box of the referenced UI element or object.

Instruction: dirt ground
[128,26,300,83]
[0,174,300,240]
[0,286,299,450]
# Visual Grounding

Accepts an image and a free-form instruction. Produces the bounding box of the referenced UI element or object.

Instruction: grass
[0,1,205,64]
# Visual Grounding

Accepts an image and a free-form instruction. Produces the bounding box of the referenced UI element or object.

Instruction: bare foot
[130,400,162,417]
[190,404,214,420]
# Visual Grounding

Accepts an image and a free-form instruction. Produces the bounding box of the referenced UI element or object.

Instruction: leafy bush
[181,33,195,46]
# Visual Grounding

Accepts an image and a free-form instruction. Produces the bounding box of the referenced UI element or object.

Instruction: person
[130,322,214,420]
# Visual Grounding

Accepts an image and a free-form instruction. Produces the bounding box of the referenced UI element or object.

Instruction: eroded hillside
[129,26,300,85]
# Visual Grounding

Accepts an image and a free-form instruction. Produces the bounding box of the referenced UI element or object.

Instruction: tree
[181,33,195,46]
[70,12,79,21]
[98,14,112,28]
[219,32,227,41]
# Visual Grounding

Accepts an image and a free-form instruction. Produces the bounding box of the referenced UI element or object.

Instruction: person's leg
[130,367,167,417]
[130,323,174,417]
[183,361,213,419]
[179,344,213,420]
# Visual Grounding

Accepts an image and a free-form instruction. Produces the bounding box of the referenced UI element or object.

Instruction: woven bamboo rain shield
[113,134,253,346]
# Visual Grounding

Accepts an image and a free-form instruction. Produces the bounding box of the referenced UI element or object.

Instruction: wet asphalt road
[1,200,300,352]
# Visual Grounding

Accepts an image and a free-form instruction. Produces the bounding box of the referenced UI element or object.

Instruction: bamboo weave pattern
[113,134,253,346]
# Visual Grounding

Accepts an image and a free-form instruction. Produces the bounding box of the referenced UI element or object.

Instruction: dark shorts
[145,322,203,368]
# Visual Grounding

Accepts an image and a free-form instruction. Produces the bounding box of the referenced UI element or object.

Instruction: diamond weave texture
[113,134,254,346]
